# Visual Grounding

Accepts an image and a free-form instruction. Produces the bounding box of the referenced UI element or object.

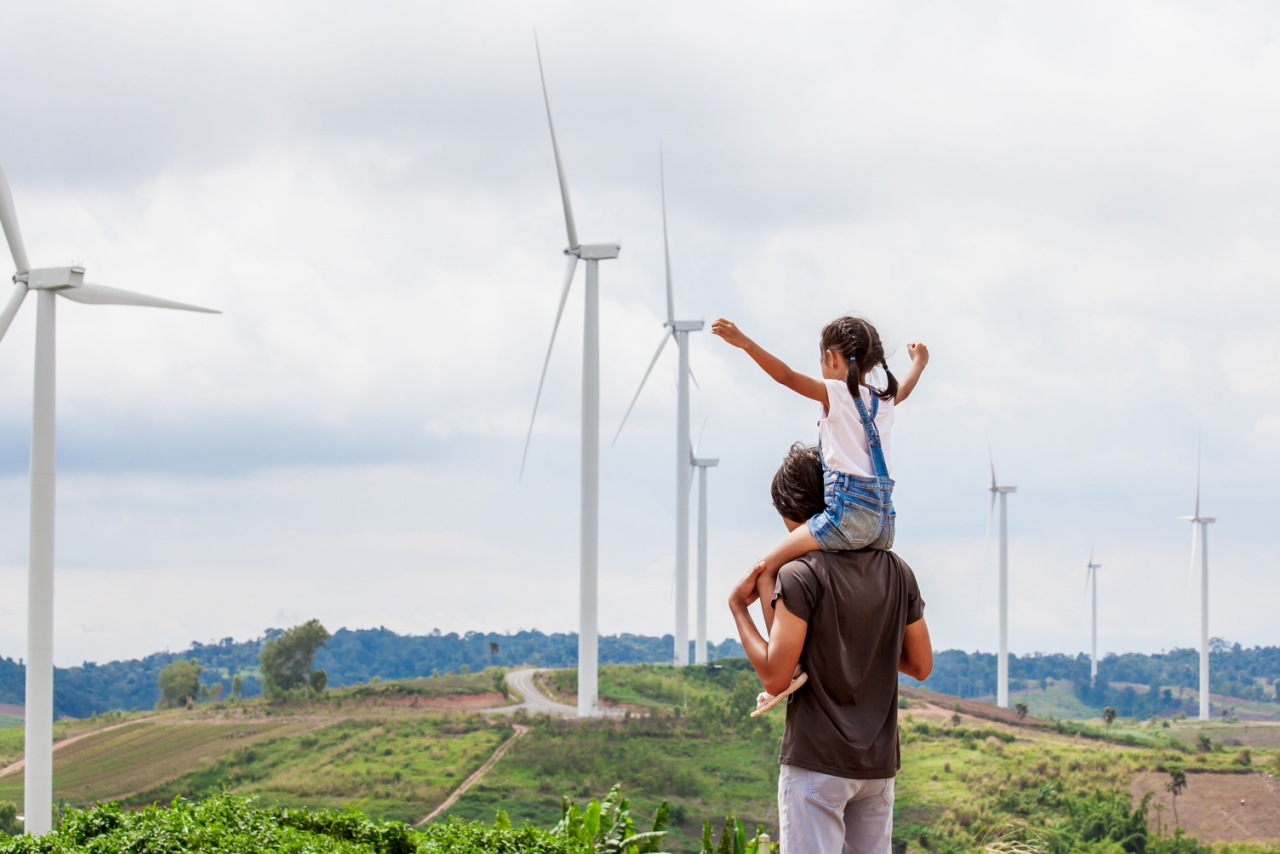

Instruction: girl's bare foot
[750,671,809,717]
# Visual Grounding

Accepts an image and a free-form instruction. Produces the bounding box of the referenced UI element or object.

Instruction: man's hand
[906,341,929,366]
[712,318,752,350]
[728,559,767,612]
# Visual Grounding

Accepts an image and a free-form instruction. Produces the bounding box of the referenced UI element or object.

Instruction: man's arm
[728,563,807,695]
[898,617,933,681]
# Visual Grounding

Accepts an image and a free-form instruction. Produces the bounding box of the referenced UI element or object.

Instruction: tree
[259,619,331,700]
[309,669,328,693]
[951,702,962,726]
[1103,706,1117,729]
[157,659,203,709]
[1166,767,1187,829]
[231,674,243,698]
[1014,701,1028,720]
[489,641,500,664]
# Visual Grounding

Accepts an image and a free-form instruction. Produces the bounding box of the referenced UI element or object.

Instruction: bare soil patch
[899,686,1043,728]
[1131,771,1280,843]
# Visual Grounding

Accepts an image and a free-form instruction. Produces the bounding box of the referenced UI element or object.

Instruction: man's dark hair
[771,443,826,523]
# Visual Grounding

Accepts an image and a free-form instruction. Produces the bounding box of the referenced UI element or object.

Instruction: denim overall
[806,392,896,552]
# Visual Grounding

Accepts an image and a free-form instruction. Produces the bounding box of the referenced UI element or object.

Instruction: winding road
[499,669,579,716]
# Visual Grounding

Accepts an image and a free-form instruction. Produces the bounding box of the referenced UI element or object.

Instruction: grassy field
[0,670,511,824]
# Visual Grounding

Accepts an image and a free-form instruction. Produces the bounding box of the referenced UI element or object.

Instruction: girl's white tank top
[817,379,894,479]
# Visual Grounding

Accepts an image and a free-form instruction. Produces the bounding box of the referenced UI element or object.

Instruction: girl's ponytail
[845,358,861,402]
[878,358,898,402]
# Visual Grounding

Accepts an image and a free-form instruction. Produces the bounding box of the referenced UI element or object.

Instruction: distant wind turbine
[519,42,620,717]
[986,453,1017,709]
[1085,551,1101,688]
[693,452,718,665]
[1178,453,1214,721]
[0,165,218,835]
[612,152,703,666]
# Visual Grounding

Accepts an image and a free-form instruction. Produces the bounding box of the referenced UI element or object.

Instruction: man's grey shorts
[778,764,894,853]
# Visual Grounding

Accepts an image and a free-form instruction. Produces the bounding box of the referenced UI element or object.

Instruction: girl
[712,315,928,712]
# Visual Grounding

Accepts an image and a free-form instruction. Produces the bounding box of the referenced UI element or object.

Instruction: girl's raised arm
[712,319,827,405]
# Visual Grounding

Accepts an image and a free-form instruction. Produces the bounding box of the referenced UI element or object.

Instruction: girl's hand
[712,318,751,349]
[907,341,929,365]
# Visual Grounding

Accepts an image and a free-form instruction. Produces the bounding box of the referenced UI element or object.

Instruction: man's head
[771,443,825,529]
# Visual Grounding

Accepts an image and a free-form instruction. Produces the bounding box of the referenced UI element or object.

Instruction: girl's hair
[819,315,898,402]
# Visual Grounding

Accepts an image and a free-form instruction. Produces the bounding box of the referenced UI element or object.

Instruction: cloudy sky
[0,1,1276,667]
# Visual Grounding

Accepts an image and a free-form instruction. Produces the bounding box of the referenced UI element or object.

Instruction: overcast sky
[0,1,1276,667]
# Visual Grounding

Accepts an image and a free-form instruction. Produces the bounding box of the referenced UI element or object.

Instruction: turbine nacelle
[667,319,704,333]
[693,457,719,468]
[569,243,620,261]
[20,267,84,289]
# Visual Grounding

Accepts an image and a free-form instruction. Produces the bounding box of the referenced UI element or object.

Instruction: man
[729,444,933,853]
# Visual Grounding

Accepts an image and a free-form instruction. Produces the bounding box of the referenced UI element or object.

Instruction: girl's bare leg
[755,524,822,633]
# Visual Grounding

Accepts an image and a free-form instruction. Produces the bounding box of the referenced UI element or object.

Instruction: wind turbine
[519,43,620,717]
[1178,455,1214,721]
[1085,552,1100,688]
[985,454,1016,708]
[0,165,218,835]
[612,152,702,666]
[692,453,718,664]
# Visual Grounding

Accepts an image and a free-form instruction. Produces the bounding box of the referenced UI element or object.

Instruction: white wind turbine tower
[0,165,218,834]
[612,153,702,666]
[519,43,620,717]
[1085,551,1100,688]
[692,452,718,664]
[1178,456,1214,721]
[985,454,1016,708]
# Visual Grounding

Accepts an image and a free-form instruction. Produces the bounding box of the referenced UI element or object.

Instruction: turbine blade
[1195,438,1202,519]
[660,147,674,324]
[57,284,220,313]
[519,254,578,479]
[0,166,31,273]
[979,488,996,572]
[688,362,700,390]
[611,330,671,446]
[535,37,578,251]
[0,282,28,345]
[693,416,708,459]
[989,446,998,491]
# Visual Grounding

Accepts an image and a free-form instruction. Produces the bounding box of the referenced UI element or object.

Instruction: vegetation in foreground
[0,788,776,854]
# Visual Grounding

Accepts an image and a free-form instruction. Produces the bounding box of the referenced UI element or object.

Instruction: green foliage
[260,619,331,701]
[310,669,329,694]
[493,668,511,699]
[156,658,203,709]
[0,803,17,838]
[552,784,669,852]
[0,796,415,854]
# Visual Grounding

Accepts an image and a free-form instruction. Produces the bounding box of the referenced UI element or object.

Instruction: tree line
[0,627,746,717]
[912,639,1280,717]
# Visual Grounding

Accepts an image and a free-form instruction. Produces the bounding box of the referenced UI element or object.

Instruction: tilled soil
[1131,770,1280,842]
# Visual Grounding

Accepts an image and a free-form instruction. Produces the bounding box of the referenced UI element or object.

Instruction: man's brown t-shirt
[773,548,925,779]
